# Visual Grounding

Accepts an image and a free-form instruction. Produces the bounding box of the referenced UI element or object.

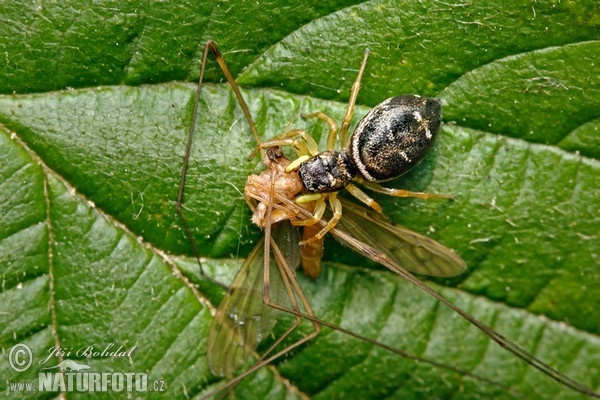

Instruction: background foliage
[0,0,599,398]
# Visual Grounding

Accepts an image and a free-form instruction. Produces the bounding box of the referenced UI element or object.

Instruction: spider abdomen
[348,95,442,182]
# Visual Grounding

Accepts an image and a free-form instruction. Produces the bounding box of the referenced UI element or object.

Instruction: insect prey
[177,41,600,399]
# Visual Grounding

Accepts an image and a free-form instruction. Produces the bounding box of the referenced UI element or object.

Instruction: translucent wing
[336,199,466,277]
[207,224,299,376]
[206,239,272,376]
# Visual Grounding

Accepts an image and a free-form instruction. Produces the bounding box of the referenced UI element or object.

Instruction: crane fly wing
[336,199,466,277]
[207,224,300,376]
[207,238,273,376]
[272,223,301,276]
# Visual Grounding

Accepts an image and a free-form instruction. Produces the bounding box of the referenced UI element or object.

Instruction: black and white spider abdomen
[348,95,442,182]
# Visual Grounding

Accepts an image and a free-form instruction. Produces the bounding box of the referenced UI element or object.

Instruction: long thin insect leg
[207,165,321,398]
[339,48,370,148]
[260,172,313,364]
[258,171,320,383]
[271,193,600,398]
[203,239,322,399]
[205,41,262,152]
[203,234,322,399]
[177,40,262,284]
[335,227,600,398]
[205,172,321,399]
[176,41,212,279]
[267,299,522,397]
[211,230,522,398]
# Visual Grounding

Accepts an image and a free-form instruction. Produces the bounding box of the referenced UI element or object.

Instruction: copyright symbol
[9,344,33,372]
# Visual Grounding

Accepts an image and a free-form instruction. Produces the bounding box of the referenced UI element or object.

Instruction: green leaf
[1,1,599,399]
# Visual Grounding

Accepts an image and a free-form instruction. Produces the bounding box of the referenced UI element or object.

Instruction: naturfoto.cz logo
[7,343,165,393]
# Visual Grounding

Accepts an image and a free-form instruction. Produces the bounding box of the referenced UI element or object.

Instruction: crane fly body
[175,41,600,398]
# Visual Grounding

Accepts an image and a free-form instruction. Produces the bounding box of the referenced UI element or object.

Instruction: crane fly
[175,41,600,398]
